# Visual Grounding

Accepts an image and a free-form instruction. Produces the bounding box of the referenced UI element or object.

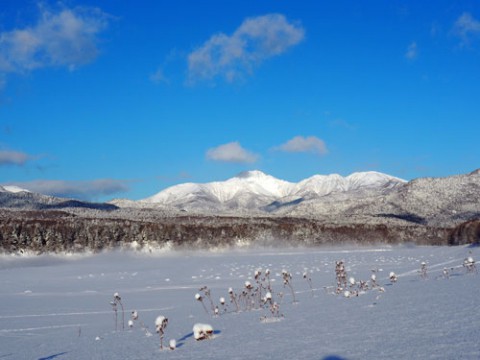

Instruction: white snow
[0,245,478,359]
[138,170,406,208]
[0,185,30,193]
[193,323,214,341]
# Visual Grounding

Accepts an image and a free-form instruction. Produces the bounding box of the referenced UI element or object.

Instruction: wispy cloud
[274,136,328,155]
[149,67,168,84]
[0,5,110,76]
[0,150,34,166]
[206,141,259,163]
[188,13,305,84]
[405,41,418,60]
[453,12,480,45]
[5,179,130,200]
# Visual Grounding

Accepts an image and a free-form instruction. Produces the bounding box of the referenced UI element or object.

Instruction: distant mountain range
[118,170,406,213]
[1,170,479,252]
[2,170,480,226]
[0,185,118,211]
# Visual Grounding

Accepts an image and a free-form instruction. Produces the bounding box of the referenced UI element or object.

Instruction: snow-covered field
[1,245,479,360]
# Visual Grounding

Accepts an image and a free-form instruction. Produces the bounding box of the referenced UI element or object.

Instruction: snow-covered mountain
[0,185,30,194]
[135,170,406,212]
[0,185,118,211]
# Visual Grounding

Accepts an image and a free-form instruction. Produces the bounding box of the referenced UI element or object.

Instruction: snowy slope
[0,185,30,193]
[138,170,405,212]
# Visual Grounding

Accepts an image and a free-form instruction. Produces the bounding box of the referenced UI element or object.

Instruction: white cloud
[188,13,305,84]
[0,5,109,75]
[206,142,259,163]
[5,179,130,200]
[275,136,328,155]
[405,42,418,60]
[453,12,480,45]
[0,150,32,166]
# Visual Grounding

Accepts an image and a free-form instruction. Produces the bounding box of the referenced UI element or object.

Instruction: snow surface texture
[0,246,479,359]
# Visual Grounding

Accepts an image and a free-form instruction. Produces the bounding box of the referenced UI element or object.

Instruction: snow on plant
[419,261,428,279]
[243,280,256,310]
[463,256,477,274]
[264,291,273,304]
[282,269,297,303]
[442,267,450,279]
[169,339,176,350]
[193,323,214,341]
[155,315,168,349]
[199,286,216,313]
[219,296,228,313]
[195,293,209,314]
[261,291,282,319]
[128,310,138,329]
[389,272,397,283]
[110,292,125,331]
[228,287,240,312]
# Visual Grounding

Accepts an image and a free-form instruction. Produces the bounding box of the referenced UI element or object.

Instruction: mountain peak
[0,185,31,193]
[235,170,269,179]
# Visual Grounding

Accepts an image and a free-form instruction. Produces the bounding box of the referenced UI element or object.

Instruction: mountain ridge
[0,169,479,252]
[133,170,406,212]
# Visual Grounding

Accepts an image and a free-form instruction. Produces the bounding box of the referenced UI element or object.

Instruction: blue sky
[0,0,479,201]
